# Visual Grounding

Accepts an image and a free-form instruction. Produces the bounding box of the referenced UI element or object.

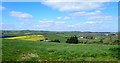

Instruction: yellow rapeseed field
[6,35,45,41]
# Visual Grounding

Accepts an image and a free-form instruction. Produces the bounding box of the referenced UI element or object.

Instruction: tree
[99,39,103,43]
[50,39,60,43]
[66,35,79,44]
[113,39,120,45]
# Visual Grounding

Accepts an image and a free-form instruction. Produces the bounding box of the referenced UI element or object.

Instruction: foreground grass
[2,39,119,61]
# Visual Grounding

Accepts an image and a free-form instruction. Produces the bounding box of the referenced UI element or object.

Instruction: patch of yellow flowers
[6,35,45,41]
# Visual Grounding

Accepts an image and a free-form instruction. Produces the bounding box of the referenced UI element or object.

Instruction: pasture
[1,30,119,61]
[2,39,119,61]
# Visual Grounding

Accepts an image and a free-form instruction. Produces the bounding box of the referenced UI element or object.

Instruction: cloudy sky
[1,1,118,32]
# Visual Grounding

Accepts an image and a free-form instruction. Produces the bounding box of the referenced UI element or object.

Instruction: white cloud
[2,0,119,2]
[56,16,70,20]
[56,17,62,20]
[0,23,15,30]
[41,2,104,12]
[67,21,97,28]
[39,20,55,27]
[63,16,70,20]
[66,20,117,32]
[39,20,66,26]
[32,20,68,30]
[55,10,106,21]
[33,19,96,31]
[10,11,33,18]
[0,23,2,29]
[31,19,117,32]
[84,21,96,24]
[87,15,114,21]
[70,10,101,18]
[41,0,119,2]
[0,6,5,10]
[68,10,115,21]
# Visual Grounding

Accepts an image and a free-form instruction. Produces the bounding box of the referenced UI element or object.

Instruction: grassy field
[44,33,67,43]
[2,39,119,61]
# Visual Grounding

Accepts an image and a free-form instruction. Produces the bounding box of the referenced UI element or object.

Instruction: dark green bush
[66,35,79,44]
[50,39,60,43]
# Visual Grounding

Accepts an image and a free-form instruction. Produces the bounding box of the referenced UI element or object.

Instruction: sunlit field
[2,39,119,61]
[5,35,45,41]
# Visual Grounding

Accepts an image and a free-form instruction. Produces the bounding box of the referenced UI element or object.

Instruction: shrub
[113,39,120,44]
[99,39,103,43]
[50,39,60,43]
[66,35,79,44]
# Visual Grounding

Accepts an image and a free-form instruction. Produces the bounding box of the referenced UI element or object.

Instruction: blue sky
[1,1,118,32]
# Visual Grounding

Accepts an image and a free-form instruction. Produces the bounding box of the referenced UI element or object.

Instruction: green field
[2,39,119,61]
[44,33,67,43]
[1,31,119,61]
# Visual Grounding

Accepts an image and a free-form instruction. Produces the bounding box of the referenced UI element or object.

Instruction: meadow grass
[44,33,67,43]
[2,39,119,61]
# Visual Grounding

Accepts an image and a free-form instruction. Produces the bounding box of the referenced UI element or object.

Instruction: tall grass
[2,39,118,61]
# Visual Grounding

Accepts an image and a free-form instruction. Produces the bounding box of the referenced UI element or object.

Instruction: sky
[0,1,119,32]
